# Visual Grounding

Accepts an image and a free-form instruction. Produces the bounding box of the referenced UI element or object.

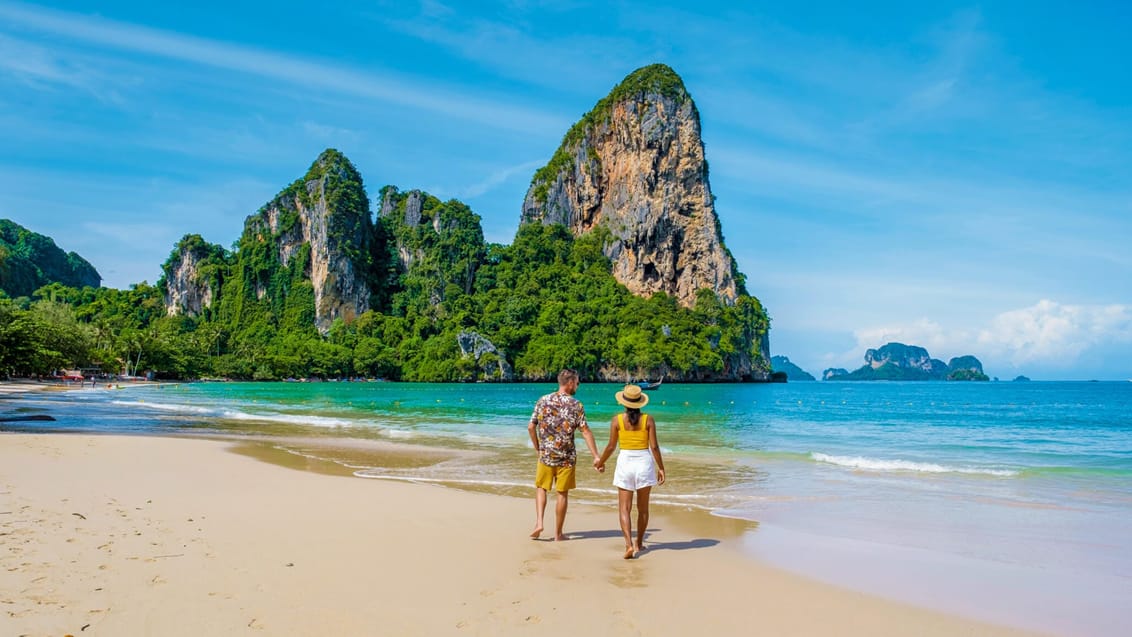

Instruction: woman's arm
[596,417,620,469]
[647,415,666,485]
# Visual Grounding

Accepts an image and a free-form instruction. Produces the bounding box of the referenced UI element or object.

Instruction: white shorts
[613,449,657,491]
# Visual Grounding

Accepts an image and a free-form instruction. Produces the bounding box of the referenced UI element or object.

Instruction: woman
[595,384,666,559]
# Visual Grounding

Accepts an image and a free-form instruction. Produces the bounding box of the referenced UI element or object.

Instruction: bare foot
[623,546,635,560]
[554,534,568,542]
[633,543,645,557]
[530,525,543,539]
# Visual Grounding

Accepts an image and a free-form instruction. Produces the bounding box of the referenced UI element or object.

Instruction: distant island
[823,342,990,381]
[771,356,815,381]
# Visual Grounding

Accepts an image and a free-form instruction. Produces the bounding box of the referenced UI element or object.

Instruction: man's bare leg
[554,490,569,541]
[618,488,635,558]
[531,487,547,539]
[634,486,652,555]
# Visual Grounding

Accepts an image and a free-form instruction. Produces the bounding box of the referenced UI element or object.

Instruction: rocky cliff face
[521,64,744,309]
[241,150,374,333]
[161,234,226,317]
[520,64,768,382]
[378,186,486,309]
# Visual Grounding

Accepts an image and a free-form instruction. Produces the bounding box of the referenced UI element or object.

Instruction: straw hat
[615,384,649,408]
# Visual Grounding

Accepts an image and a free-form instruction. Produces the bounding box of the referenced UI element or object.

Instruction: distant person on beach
[595,384,666,559]
[528,369,602,541]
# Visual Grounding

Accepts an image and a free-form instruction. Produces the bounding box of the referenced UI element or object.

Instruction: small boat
[637,377,664,391]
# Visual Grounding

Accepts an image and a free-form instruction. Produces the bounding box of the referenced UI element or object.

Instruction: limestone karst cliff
[144,67,773,382]
[239,149,375,334]
[161,234,226,317]
[521,64,769,380]
[521,64,744,309]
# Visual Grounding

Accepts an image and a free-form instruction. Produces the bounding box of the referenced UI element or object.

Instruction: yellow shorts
[535,461,576,492]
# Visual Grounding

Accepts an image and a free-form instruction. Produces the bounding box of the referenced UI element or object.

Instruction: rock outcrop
[457,330,513,381]
[864,343,949,377]
[772,355,815,381]
[240,149,375,333]
[161,234,226,317]
[823,368,849,380]
[521,64,744,309]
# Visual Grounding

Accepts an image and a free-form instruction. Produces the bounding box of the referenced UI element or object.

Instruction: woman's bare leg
[635,486,652,554]
[618,488,635,558]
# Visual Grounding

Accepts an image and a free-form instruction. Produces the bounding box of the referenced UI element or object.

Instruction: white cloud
[837,301,1132,372]
[977,300,1132,365]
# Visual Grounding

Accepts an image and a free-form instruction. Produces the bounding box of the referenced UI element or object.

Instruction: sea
[5,380,1131,636]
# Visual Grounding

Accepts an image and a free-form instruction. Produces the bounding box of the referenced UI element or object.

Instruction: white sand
[0,434,1043,636]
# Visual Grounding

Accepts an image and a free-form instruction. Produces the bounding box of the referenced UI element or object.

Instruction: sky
[2,0,1131,380]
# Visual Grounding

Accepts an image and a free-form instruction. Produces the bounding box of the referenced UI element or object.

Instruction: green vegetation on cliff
[0,219,101,299]
[3,143,770,382]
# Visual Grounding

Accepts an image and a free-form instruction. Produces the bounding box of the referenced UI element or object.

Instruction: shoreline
[0,432,1044,636]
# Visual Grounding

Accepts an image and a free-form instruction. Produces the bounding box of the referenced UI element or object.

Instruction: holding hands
[593,457,605,473]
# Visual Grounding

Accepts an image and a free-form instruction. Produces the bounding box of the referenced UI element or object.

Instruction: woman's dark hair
[625,407,641,427]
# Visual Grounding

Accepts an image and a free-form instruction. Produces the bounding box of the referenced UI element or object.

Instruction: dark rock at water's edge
[1013,375,1031,382]
[0,219,101,298]
[771,356,815,381]
[825,343,989,381]
[0,413,56,422]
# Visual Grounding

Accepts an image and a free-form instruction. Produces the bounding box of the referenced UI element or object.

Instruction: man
[528,369,601,541]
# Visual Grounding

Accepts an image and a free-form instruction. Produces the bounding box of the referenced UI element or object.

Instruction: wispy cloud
[459,160,542,199]
[378,8,638,95]
[0,32,126,102]
[0,1,565,134]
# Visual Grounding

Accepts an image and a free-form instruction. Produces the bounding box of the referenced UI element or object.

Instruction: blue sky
[2,1,1130,380]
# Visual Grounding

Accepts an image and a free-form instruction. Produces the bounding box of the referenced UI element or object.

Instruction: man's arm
[580,425,600,464]
[528,400,541,454]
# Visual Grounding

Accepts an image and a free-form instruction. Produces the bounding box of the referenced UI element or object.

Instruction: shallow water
[6,380,1131,635]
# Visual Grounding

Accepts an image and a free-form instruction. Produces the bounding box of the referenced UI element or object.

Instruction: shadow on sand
[563,528,720,551]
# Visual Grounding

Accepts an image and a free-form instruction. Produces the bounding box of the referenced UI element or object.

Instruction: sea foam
[811,452,1018,477]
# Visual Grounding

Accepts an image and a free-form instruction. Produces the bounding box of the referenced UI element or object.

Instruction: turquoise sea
[6,380,1131,635]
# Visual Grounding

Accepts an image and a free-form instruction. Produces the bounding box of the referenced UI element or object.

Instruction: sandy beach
[0,431,1044,636]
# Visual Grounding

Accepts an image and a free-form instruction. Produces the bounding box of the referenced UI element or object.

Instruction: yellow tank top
[618,413,649,450]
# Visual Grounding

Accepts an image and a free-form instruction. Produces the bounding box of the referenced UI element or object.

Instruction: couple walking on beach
[527,369,666,559]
